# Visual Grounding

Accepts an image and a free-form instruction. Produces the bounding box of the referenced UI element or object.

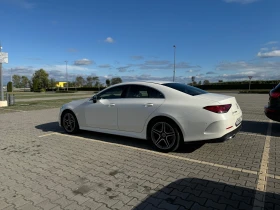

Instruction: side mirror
[92,95,98,103]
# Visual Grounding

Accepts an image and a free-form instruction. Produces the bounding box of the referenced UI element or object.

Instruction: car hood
[64,98,90,109]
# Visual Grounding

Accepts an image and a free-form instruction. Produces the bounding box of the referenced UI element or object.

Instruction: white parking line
[39,132,280,181]
[46,133,257,175]
[253,120,272,210]
[38,132,56,138]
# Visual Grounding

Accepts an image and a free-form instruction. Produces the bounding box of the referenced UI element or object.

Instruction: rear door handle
[145,103,153,107]
[109,103,115,107]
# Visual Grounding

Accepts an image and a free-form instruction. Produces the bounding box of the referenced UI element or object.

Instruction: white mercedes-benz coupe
[59,81,242,152]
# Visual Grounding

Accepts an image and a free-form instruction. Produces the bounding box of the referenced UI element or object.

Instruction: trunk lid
[196,93,241,115]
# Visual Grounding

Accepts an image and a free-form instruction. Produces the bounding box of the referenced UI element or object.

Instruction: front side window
[162,83,207,96]
[97,85,127,99]
[126,85,164,98]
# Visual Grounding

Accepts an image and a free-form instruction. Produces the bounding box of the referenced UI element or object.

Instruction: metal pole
[249,79,251,91]
[0,44,3,101]
[173,45,176,82]
[65,61,68,91]
[11,68,13,92]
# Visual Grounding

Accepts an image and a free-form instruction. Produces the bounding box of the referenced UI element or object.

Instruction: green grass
[0,97,88,114]
[6,93,93,99]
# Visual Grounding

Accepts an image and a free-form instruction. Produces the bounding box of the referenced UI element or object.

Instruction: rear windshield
[275,83,280,91]
[162,83,208,96]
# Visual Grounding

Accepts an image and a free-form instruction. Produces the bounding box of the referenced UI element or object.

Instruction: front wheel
[62,111,79,134]
[149,120,182,152]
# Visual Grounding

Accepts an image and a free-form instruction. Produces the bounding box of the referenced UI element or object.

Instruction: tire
[149,120,182,152]
[61,111,80,134]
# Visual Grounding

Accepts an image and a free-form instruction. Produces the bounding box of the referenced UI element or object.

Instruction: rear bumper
[187,124,242,144]
[264,106,280,122]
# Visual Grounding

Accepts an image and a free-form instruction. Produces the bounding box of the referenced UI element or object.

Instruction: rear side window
[126,85,164,98]
[162,83,208,96]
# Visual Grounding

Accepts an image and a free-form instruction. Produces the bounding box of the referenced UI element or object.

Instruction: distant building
[56,82,67,88]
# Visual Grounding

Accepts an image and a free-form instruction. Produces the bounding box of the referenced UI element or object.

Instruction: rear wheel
[149,120,182,152]
[62,111,79,134]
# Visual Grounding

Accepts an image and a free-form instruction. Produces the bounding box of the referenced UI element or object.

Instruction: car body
[59,81,242,152]
[264,83,280,122]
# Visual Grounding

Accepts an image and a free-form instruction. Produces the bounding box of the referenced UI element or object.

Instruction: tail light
[203,104,232,113]
[270,92,280,98]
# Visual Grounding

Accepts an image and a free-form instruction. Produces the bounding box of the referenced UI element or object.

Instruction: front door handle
[145,103,153,107]
[109,103,115,107]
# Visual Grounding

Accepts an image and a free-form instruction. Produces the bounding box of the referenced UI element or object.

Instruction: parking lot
[0,93,279,210]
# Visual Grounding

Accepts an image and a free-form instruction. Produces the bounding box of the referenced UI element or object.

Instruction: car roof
[120,80,175,85]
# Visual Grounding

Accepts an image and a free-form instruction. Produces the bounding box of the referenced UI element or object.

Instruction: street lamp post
[0,44,3,101]
[248,76,253,92]
[173,45,176,82]
[10,68,13,92]
[65,61,68,91]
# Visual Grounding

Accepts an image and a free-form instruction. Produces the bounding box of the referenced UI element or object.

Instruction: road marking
[253,120,272,210]
[51,133,258,175]
[40,132,280,181]
[38,133,56,138]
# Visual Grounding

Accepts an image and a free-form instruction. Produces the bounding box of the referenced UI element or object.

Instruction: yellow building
[56,82,67,88]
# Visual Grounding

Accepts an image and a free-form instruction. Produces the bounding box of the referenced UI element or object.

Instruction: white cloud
[2,0,35,9]
[257,50,280,58]
[104,37,114,43]
[73,59,94,66]
[215,61,280,80]
[260,48,268,51]
[265,41,279,45]
[98,64,111,68]
[223,0,259,4]
[131,56,144,60]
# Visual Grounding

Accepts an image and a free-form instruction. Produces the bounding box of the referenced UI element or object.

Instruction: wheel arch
[146,115,184,140]
[61,109,80,129]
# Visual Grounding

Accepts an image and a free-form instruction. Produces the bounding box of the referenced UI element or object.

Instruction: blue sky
[1,0,280,84]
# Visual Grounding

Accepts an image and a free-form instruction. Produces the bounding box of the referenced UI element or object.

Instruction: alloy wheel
[151,122,176,150]
[63,113,76,133]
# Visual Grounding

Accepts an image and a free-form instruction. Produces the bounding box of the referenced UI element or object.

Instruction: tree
[75,76,85,87]
[218,80,223,83]
[12,75,21,88]
[191,76,196,86]
[92,76,99,85]
[86,76,93,87]
[198,81,201,85]
[49,78,56,90]
[111,77,122,85]
[7,82,13,92]
[203,80,210,85]
[33,78,40,92]
[32,69,49,90]
[94,80,100,88]
[21,76,29,91]
[106,79,111,87]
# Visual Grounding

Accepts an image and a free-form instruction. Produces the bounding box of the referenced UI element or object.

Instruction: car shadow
[133,178,280,210]
[35,122,204,153]
[241,120,280,137]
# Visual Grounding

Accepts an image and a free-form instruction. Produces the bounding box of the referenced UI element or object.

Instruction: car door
[84,85,127,130]
[117,85,165,133]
